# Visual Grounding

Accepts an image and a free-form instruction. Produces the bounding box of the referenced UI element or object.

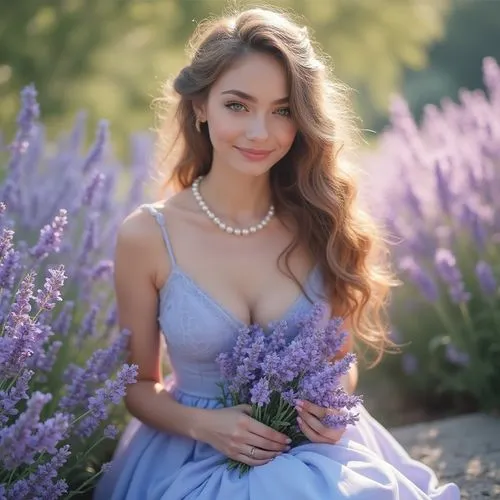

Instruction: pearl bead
[191,176,275,236]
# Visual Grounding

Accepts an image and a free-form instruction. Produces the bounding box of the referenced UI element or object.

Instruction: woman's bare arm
[115,210,208,440]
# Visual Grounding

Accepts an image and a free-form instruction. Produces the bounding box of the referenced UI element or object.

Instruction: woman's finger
[297,407,327,436]
[296,400,328,419]
[247,419,291,448]
[234,444,282,466]
[297,407,345,443]
[243,443,281,462]
[234,453,273,467]
[297,416,324,443]
[247,432,289,453]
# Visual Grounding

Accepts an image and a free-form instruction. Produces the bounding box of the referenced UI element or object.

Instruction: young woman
[94,7,459,499]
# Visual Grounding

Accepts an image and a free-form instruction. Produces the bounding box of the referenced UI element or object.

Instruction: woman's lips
[235,146,273,161]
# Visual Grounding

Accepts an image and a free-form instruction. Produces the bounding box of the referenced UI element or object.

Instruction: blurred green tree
[0,0,449,154]
[402,0,500,120]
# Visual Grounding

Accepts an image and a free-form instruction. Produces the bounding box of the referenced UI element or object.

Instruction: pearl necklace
[191,176,275,236]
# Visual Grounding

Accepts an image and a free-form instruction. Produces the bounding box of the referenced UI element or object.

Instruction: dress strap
[143,204,177,266]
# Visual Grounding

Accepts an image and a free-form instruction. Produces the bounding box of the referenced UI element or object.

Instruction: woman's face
[199,51,298,177]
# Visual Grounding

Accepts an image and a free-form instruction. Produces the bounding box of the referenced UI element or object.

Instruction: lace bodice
[144,204,326,398]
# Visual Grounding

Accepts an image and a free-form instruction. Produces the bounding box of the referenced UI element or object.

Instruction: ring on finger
[250,446,256,457]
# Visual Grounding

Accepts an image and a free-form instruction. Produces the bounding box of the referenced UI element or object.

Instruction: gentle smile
[235,146,274,161]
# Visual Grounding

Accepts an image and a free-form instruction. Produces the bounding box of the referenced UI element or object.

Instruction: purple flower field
[0,85,151,497]
[361,57,500,414]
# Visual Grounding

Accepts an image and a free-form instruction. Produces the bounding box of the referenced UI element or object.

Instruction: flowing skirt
[94,380,460,499]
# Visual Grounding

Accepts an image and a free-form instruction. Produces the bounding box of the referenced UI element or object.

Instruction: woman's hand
[295,400,346,444]
[197,404,291,466]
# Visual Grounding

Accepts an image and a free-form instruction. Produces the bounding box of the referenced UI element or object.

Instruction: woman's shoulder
[117,204,159,250]
[115,191,197,251]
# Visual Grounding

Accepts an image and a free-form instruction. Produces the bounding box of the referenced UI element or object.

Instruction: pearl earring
[195,118,202,133]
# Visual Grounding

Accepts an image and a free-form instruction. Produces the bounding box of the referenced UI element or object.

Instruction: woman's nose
[246,116,269,141]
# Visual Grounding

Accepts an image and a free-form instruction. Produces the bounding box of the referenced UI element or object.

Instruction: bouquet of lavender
[215,302,362,475]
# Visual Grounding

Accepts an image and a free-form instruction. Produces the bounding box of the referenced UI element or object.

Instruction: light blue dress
[94,205,460,499]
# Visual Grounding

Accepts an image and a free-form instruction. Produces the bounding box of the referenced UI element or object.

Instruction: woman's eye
[226,102,247,112]
[275,107,291,117]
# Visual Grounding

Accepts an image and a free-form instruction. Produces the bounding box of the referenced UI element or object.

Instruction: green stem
[65,469,103,498]
[70,409,92,427]
[459,302,480,360]
[64,437,105,477]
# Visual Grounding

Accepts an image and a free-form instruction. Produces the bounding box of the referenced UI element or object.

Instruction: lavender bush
[216,303,362,476]
[361,57,500,411]
[0,85,151,497]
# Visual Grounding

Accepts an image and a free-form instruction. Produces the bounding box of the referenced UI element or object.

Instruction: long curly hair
[154,7,398,365]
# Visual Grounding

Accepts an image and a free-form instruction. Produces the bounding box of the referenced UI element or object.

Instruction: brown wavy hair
[154,7,398,365]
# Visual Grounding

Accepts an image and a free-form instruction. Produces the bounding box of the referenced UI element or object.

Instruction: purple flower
[77,215,98,264]
[434,158,453,214]
[1,321,43,377]
[14,85,40,141]
[34,265,67,311]
[399,256,439,302]
[298,355,358,409]
[403,182,423,218]
[0,249,21,289]
[0,227,14,260]
[459,202,487,249]
[322,410,361,430]
[402,353,418,375]
[8,444,71,499]
[31,340,63,375]
[76,363,137,437]
[250,378,271,407]
[6,84,40,176]
[104,424,119,439]
[260,351,282,381]
[0,369,33,425]
[105,304,118,329]
[483,57,500,103]
[90,259,114,281]
[445,344,470,367]
[52,301,74,336]
[77,303,99,343]
[216,352,237,380]
[5,271,35,334]
[0,391,54,469]
[30,209,68,259]
[82,170,106,207]
[265,319,288,352]
[228,326,267,396]
[82,120,108,174]
[475,260,497,295]
[59,329,132,411]
[435,248,471,303]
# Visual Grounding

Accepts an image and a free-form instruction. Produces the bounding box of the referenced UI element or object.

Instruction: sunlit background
[2,0,499,153]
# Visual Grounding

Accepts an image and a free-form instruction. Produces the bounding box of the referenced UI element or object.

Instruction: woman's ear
[192,100,207,122]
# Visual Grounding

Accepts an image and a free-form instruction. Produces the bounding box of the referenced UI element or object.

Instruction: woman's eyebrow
[220,89,289,104]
